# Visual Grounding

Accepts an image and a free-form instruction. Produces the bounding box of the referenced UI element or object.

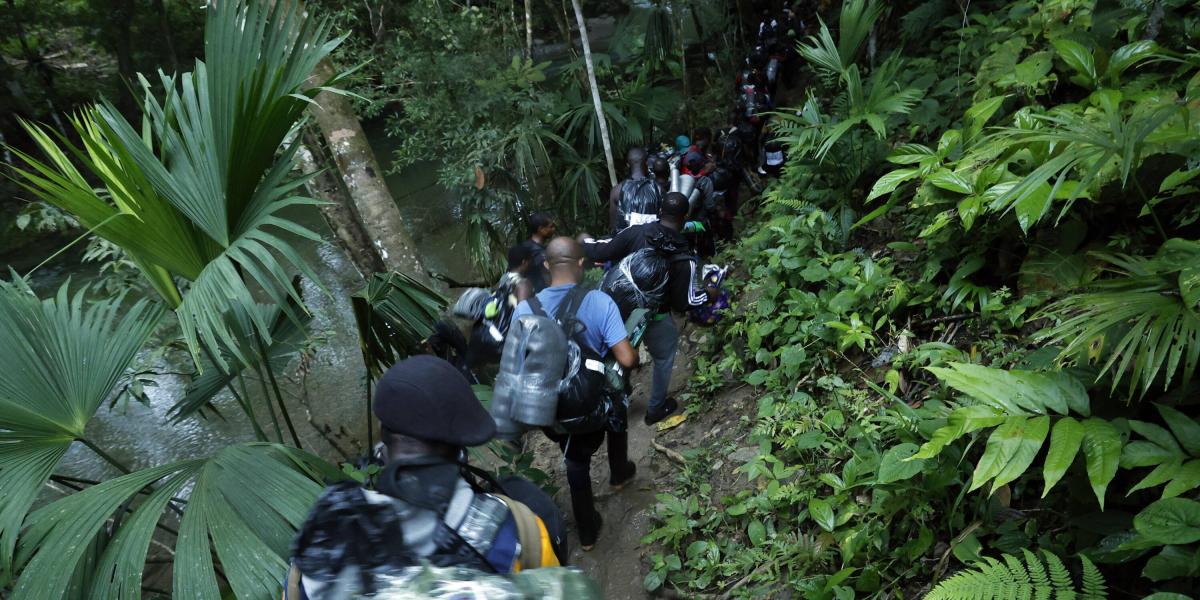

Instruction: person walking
[608,147,662,232]
[581,193,718,425]
[520,211,557,292]
[287,356,567,598]
[511,237,639,551]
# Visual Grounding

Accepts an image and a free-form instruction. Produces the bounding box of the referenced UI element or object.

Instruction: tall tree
[570,0,617,188]
[306,57,428,280]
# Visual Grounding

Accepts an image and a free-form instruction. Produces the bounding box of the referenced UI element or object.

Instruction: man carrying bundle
[581,193,719,425]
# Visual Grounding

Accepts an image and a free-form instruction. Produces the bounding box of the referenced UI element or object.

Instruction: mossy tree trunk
[306,58,427,280]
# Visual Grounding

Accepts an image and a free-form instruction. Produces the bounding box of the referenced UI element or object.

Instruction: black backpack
[528,287,610,434]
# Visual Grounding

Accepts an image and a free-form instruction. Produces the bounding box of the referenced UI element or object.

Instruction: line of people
[282,3,808,596]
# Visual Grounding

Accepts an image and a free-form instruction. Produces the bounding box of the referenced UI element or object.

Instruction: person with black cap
[287,355,571,599]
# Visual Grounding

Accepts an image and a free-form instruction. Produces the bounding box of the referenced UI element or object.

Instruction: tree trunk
[297,130,387,278]
[306,58,427,279]
[570,0,618,189]
[151,0,179,72]
[524,0,534,58]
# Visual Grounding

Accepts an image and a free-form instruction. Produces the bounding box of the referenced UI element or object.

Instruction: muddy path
[529,322,707,599]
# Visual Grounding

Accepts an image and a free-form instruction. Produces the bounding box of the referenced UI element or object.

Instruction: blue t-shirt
[511,284,628,357]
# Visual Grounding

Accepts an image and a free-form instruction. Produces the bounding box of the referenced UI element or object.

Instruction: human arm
[610,339,638,370]
[514,279,533,303]
[594,292,639,368]
[580,226,636,263]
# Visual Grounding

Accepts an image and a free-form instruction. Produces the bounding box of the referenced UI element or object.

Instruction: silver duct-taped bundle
[491,314,568,437]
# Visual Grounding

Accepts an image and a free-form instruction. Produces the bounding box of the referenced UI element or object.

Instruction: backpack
[527,287,610,434]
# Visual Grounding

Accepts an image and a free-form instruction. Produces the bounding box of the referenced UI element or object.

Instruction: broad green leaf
[748,520,766,546]
[1121,441,1180,469]
[1134,498,1200,544]
[809,498,836,532]
[1142,546,1200,582]
[992,416,1050,490]
[1042,417,1084,497]
[1128,419,1184,455]
[878,443,925,484]
[886,144,935,165]
[866,168,919,202]
[970,418,1027,492]
[1156,404,1200,456]
[1052,39,1097,85]
[1132,463,1183,502]
[1081,418,1121,509]
[911,405,1007,459]
[964,96,1007,140]
[1013,182,1053,233]
[1011,51,1053,88]
[927,363,1089,417]
[929,169,973,194]
[1107,40,1156,80]
[1163,460,1200,499]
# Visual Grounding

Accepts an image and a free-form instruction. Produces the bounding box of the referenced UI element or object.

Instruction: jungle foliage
[646,0,1200,598]
[314,0,735,274]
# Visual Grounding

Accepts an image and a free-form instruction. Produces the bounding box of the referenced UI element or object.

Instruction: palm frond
[352,271,448,378]
[1037,239,1200,397]
[0,278,163,581]
[10,444,331,600]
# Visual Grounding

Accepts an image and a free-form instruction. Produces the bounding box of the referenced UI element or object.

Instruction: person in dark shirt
[520,211,557,292]
[581,193,717,425]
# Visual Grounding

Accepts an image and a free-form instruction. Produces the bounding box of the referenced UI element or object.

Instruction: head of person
[650,156,669,178]
[507,243,533,274]
[529,211,557,240]
[626,147,647,173]
[674,135,691,154]
[373,355,495,464]
[694,128,713,151]
[660,192,689,224]
[544,236,585,284]
[684,150,706,174]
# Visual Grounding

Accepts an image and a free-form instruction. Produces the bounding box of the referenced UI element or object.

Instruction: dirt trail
[530,323,701,599]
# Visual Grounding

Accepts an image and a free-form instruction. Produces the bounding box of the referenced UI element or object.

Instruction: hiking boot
[644,397,679,426]
[580,512,604,551]
[610,461,637,491]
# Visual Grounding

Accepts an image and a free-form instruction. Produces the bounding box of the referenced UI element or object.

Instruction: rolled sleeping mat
[492,314,568,427]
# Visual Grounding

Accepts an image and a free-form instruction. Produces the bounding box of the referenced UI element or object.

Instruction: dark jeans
[544,428,632,546]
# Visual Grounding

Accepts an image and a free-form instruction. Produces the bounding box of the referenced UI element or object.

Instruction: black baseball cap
[372,355,495,447]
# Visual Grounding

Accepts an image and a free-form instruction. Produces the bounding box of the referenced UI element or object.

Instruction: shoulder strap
[493,494,543,569]
[527,295,546,317]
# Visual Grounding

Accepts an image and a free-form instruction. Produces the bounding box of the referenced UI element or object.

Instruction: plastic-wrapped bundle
[492,315,568,431]
[600,247,669,317]
[452,287,491,320]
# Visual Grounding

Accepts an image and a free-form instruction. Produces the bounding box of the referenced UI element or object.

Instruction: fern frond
[1080,556,1106,600]
[1043,551,1073,592]
[1022,549,1051,600]
[924,551,1107,600]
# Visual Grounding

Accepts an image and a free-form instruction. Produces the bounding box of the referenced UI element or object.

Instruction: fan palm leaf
[0,278,163,583]
[1037,239,1200,397]
[10,443,332,600]
[5,0,346,371]
[352,271,448,378]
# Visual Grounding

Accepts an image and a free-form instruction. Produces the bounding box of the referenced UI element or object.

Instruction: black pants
[544,428,632,547]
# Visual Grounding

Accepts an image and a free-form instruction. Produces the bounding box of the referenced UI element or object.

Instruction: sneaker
[580,512,604,551]
[644,397,679,426]
[610,461,637,490]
